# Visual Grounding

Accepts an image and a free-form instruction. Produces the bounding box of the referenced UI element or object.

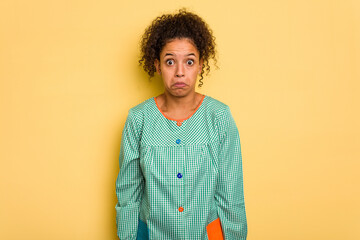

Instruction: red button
[178,207,184,212]
[177,121,182,126]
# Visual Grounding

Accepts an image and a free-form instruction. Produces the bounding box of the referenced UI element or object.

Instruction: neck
[159,91,202,112]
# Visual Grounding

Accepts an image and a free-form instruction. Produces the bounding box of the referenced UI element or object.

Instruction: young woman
[115,9,247,240]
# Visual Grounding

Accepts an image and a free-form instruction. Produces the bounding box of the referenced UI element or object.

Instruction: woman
[115,9,247,240]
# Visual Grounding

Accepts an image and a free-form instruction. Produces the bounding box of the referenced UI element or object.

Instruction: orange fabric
[206,218,224,240]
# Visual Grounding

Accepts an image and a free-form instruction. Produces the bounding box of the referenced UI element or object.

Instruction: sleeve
[215,106,247,239]
[115,109,145,240]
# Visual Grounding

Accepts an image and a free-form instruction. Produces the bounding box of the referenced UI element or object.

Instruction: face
[154,38,203,98]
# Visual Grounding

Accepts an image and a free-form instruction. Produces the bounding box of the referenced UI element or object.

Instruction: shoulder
[127,97,154,119]
[124,97,155,135]
[204,95,232,119]
[205,96,236,139]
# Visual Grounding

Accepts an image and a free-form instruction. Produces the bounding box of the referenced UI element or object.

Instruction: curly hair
[139,9,217,88]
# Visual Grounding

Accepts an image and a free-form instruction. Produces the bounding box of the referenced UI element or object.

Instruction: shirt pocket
[206,217,224,240]
[206,202,224,240]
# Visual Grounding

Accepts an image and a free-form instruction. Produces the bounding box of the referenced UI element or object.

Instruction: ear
[198,58,204,74]
[154,59,161,74]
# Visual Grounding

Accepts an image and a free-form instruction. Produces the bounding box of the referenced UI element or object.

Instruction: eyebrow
[164,53,196,57]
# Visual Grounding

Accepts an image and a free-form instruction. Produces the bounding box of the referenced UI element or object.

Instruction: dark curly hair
[139,9,217,88]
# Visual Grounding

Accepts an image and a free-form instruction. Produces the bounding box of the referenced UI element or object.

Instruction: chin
[167,86,195,97]
[171,92,187,98]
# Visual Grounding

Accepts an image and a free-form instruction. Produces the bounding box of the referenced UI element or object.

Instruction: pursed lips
[173,82,187,87]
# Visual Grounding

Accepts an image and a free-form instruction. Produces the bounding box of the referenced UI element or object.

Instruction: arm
[215,106,247,239]
[115,109,144,240]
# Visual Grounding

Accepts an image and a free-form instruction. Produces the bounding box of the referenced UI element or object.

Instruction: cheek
[161,71,173,84]
[192,68,200,77]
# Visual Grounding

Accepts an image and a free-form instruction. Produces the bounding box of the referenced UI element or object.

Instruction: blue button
[177,173,182,178]
[176,139,181,144]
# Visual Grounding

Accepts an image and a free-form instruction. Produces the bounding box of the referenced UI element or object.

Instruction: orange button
[178,207,184,212]
[177,121,182,126]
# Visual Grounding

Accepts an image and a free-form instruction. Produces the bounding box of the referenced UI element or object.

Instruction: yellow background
[1,0,359,239]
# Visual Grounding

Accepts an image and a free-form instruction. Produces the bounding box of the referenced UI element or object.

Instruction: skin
[154,38,204,119]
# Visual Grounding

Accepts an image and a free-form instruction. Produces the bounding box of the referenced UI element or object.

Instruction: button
[177,173,182,178]
[176,139,181,144]
[178,207,184,212]
[177,121,182,126]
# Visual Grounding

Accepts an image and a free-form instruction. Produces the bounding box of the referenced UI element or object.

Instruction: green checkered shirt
[115,95,247,239]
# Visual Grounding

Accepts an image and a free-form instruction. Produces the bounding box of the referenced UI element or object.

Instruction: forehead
[160,38,199,56]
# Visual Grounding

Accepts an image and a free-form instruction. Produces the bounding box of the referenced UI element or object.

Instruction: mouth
[173,82,187,88]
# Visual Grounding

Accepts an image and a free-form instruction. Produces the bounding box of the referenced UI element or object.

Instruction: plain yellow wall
[1,0,359,239]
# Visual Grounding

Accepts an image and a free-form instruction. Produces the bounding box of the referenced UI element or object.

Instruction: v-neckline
[153,94,206,124]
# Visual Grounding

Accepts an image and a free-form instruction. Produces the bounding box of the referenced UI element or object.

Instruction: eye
[187,59,194,66]
[166,59,175,65]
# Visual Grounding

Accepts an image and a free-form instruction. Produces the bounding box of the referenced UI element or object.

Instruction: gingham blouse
[115,95,247,240]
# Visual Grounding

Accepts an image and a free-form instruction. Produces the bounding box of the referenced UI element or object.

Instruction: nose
[175,63,185,78]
